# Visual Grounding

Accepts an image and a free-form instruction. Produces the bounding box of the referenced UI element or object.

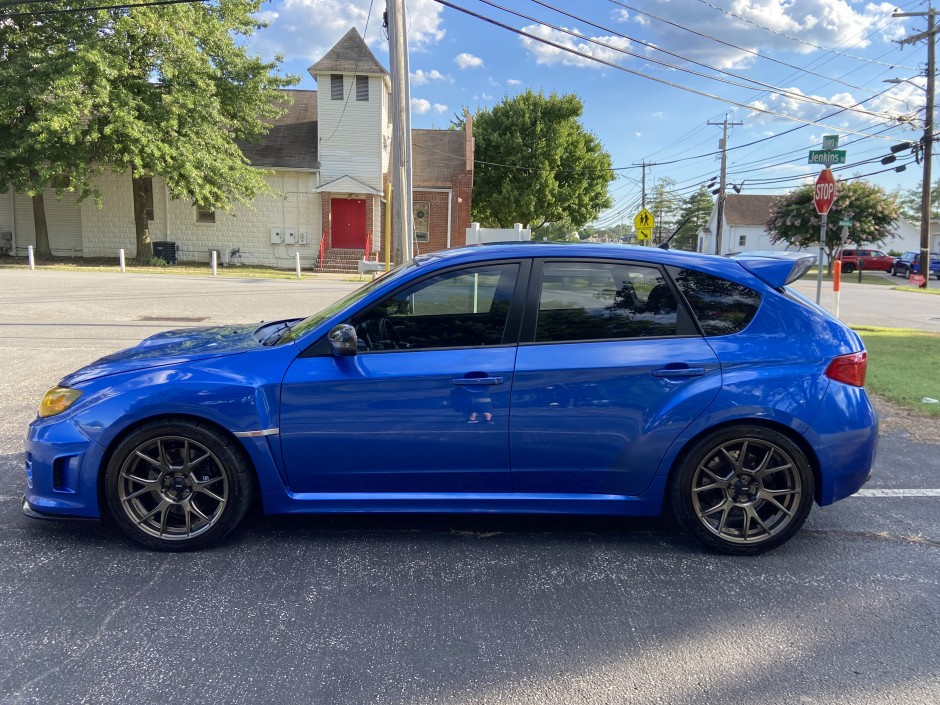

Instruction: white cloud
[634,132,642,138]
[611,8,629,23]
[433,103,448,114]
[249,0,445,64]
[454,52,484,69]
[519,24,631,68]
[411,98,431,114]
[507,78,522,86]
[411,69,449,86]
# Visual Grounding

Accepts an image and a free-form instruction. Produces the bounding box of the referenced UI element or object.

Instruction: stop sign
[814,168,836,215]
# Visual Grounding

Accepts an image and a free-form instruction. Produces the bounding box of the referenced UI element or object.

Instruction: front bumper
[21,495,98,521]
[24,414,105,519]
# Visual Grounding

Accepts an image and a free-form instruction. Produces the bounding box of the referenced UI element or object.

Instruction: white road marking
[854,489,940,497]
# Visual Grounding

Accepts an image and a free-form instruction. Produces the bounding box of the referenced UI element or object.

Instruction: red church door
[331,198,366,249]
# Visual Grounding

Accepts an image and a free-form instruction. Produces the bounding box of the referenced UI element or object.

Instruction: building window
[142,177,155,221]
[331,74,343,100]
[414,201,430,242]
[195,205,216,223]
[738,234,747,248]
[356,75,369,102]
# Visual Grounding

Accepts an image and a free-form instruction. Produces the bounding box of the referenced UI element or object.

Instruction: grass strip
[854,326,940,417]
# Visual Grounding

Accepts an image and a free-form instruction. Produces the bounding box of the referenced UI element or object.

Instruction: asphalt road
[1,269,938,705]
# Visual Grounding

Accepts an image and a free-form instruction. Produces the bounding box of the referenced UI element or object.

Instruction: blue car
[24,244,877,554]
[889,251,940,279]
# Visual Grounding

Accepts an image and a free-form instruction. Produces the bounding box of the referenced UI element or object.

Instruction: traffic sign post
[813,169,837,304]
[634,208,654,244]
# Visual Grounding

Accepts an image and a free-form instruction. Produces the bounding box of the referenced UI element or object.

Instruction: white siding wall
[82,171,322,268]
[10,188,82,256]
[0,191,13,248]
[317,74,384,190]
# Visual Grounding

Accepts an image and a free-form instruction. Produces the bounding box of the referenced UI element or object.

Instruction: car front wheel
[670,426,815,555]
[104,419,254,551]
[889,266,897,276]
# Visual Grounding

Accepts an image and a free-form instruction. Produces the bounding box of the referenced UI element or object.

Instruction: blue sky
[246,0,933,228]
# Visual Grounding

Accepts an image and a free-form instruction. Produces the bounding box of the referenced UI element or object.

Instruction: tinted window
[535,262,678,342]
[352,263,518,351]
[673,268,761,336]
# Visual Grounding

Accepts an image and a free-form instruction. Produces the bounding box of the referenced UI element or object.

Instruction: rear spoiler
[729,252,816,288]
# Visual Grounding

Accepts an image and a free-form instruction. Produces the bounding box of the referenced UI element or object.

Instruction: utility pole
[707,115,743,255]
[387,0,414,264]
[895,8,937,289]
[641,160,647,210]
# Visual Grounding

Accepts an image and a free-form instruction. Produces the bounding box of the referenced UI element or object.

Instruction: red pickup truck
[834,248,894,273]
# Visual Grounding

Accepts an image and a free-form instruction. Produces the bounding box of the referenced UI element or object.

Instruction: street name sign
[808,150,847,165]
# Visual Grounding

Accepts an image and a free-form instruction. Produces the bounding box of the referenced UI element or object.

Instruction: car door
[509,259,722,497]
[279,260,527,494]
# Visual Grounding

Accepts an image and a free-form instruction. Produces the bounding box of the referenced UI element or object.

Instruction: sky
[244,0,934,229]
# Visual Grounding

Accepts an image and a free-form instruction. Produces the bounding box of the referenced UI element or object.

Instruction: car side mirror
[328,324,358,356]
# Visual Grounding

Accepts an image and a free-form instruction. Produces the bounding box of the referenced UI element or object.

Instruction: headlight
[38,387,83,418]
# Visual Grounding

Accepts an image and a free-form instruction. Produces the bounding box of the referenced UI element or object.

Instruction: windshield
[276,261,418,345]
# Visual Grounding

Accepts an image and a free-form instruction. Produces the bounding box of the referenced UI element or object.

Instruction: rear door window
[669,268,762,336]
[533,261,680,342]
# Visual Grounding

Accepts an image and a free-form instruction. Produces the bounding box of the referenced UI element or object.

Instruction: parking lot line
[854,488,940,497]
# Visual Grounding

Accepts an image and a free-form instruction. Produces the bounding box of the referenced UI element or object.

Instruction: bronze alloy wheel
[105,420,253,550]
[671,426,815,554]
[117,436,229,541]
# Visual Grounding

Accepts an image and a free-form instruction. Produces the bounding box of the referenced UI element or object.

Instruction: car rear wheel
[670,426,815,555]
[842,263,855,273]
[104,419,254,551]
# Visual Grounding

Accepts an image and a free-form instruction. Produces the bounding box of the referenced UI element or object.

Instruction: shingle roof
[238,90,319,170]
[308,28,388,77]
[413,129,468,186]
[723,194,779,226]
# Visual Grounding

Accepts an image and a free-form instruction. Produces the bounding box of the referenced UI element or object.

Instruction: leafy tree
[894,179,940,226]
[766,179,899,272]
[0,1,297,263]
[464,91,614,229]
[647,178,681,245]
[0,10,97,257]
[672,186,715,251]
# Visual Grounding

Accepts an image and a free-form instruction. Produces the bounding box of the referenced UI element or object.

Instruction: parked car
[24,245,877,555]
[834,247,895,273]
[890,251,940,279]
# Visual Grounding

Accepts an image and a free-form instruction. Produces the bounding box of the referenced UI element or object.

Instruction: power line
[476,0,902,122]
[694,0,918,69]
[0,0,206,18]
[432,0,903,139]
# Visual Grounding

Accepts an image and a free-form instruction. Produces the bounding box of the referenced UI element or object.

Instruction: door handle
[652,366,705,378]
[453,376,504,386]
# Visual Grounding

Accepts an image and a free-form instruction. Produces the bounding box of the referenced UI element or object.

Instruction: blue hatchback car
[24,244,877,554]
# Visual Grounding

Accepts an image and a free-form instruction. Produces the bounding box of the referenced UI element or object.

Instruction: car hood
[61,323,262,386]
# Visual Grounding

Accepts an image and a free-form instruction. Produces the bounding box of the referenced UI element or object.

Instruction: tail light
[825,351,868,387]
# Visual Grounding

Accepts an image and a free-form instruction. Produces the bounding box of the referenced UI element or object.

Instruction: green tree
[671,186,715,251]
[0,9,96,257]
[646,178,681,245]
[766,179,899,272]
[894,179,940,226]
[465,91,614,229]
[0,1,296,263]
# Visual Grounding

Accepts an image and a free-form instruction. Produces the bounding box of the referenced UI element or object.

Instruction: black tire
[889,266,897,277]
[842,263,855,274]
[669,425,815,555]
[104,419,255,551]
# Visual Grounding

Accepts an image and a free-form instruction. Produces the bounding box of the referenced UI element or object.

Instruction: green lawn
[854,326,940,417]
[803,267,895,286]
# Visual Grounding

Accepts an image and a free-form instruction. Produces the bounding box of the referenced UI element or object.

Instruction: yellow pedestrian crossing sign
[634,208,654,241]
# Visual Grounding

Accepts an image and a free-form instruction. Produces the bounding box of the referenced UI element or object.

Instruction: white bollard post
[118,249,126,272]
[28,245,35,270]
[211,249,218,276]
[295,252,302,278]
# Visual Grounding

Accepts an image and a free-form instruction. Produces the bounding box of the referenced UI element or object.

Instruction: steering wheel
[379,318,404,349]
